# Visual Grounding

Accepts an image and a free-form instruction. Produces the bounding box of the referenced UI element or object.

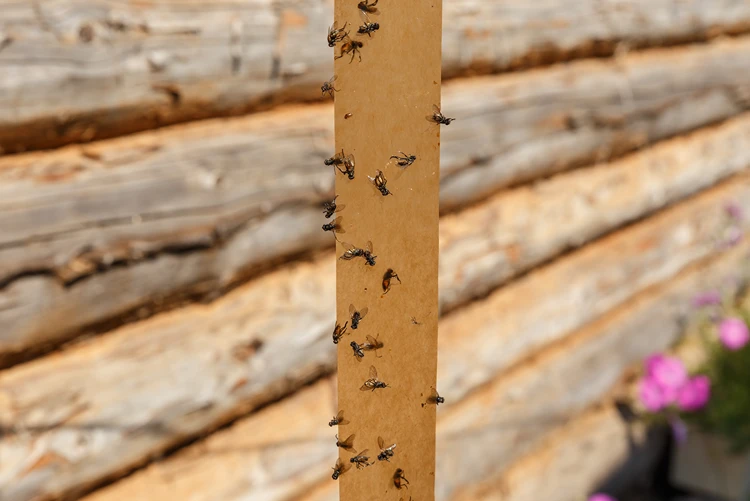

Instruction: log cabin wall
[1,1,750,500]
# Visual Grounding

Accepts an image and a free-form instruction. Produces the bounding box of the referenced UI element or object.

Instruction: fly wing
[328,75,338,85]
[428,386,439,403]
[358,7,370,24]
[369,365,377,379]
[334,203,346,213]
[341,460,351,473]
[378,436,384,450]
[391,162,407,180]
[342,434,356,450]
[426,104,442,123]
[336,410,345,421]
[357,449,369,458]
[332,216,343,226]
[359,382,371,391]
[365,240,373,253]
[358,307,368,319]
[359,1,379,15]
[349,303,356,316]
[365,334,378,348]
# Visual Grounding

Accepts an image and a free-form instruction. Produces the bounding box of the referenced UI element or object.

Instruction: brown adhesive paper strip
[334,1,442,500]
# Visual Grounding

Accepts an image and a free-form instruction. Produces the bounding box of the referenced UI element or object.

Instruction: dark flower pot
[670,428,750,500]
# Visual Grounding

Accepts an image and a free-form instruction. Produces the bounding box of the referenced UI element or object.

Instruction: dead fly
[362,334,383,357]
[350,449,373,469]
[324,150,343,167]
[363,243,377,266]
[358,240,377,266]
[377,436,397,462]
[335,38,364,63]
[326,150,355,179]
[360,365,389,391]
[321,75,339,98]
[328,22,349,47]
[368,170,393,196]
[382,268,401,295]
[358,0,379,16]
[390,152,417,168]
[422,386,445,408]
[393,468,410,489]
[339,151,356,179]
[411,316,421,325]
[331,457,351,480]
[357,10,380,37]
[339,240,376,266]
[350,340,365,361]
[339,241,364,261]
[323,195,344,219]
[329,409,350,427]
[428,104,455,126]
[322,216,345,239]
[332,321,348,344]
[335,433,356,452]
[349,303,368,330]
[357,20,379,36]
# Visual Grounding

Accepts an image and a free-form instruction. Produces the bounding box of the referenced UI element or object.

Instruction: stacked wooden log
[1,1,750,500]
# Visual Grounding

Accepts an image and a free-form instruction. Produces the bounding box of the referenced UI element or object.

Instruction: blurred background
[1,1,750,500]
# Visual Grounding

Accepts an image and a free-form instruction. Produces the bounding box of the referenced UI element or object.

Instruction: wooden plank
[77,239,750,501]
[2,168,750,501]
[332,1,442,500]
[1,0,748,152]
[1,111,749,367]
[3,40,750,364]
[453,406,663,501]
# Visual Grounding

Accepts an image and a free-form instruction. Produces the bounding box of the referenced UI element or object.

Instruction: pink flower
[639,377,666,412]
[589,495,616,501]
[677,375,711,412]
[718,317,750,351]
[645,354,687,402]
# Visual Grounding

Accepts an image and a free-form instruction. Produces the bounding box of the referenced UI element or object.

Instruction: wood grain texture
[3,40,750,364]
[1,0,749,152]
[78,239,750,501]
[2,169,750,501]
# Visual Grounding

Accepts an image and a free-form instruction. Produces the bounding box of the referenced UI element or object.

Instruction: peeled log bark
[454,406,663,501]
[2,112,750,364]
[78,240,749,501]
[2,41,750,364]
[1,0,749,152]
[2,170,750,501]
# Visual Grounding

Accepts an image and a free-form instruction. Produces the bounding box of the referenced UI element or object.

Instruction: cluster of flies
[329,381,443,488]
[322,0,452,493]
